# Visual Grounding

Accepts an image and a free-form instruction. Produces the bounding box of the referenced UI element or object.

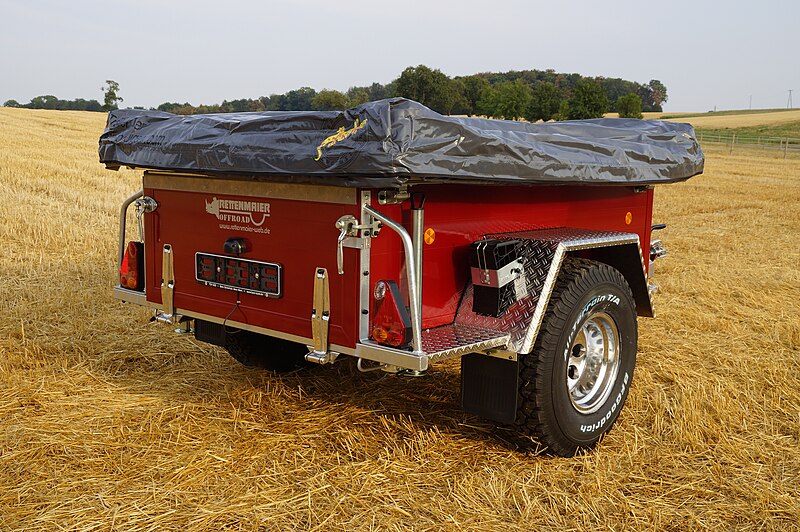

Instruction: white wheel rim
[566,311,620,414]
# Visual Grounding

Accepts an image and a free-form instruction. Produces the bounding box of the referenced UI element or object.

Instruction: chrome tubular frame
[362,204,423,355]
[118,190,144,272]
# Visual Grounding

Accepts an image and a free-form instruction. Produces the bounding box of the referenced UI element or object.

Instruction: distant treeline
[4,66,667,121]
[157,66,664,121]
[3,95,104,112]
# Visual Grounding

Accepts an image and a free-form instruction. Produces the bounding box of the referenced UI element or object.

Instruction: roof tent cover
[99,98,703,187]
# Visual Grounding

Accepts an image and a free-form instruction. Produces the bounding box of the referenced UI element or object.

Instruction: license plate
[195,252,282,298]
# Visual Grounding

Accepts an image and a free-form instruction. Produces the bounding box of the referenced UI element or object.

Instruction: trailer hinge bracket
[307,267,337,364]
[154,243,185,325]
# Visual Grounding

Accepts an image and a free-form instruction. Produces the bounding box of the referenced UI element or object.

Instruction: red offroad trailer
[102,99,702,456]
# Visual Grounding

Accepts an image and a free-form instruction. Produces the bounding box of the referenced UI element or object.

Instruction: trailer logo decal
[205,197,271,233]
[314,118,368,161]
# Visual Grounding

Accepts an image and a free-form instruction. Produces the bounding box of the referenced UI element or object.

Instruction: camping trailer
[101,99,702,456]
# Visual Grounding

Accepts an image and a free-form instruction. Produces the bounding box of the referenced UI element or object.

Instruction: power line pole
[789,90,793,109]
[749,95,752,110]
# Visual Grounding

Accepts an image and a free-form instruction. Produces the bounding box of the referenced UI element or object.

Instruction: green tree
[647,80,668,111]
[526,82,561,122]
[476,86,497,117]
[394,65,456,114]
[346,87,370,107]
[101,80,123,111]
[367,82,388,101]
[616,93,643,119]
[313,89,349,110]
[260,94,285,111]
[554,100,570,121]
[497,80,532,120]
[567,79,609,119]
[281,87,316,111]
[3,99,21,107]
[220,98,264,112]
[460,75,490,116]
[29,95,59,109]
[440,78,468,115]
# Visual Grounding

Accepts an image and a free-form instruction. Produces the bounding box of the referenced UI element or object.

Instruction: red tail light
[370,280,412,348]
[120,241,144,291]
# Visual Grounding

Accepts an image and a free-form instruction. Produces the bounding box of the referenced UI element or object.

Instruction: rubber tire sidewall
[548,282,637,448]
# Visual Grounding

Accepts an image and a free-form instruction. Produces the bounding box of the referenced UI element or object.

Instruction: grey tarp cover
[98,98,703,187]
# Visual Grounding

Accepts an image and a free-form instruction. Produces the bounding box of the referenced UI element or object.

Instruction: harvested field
[661,109,800,129]
[1,107,799,530]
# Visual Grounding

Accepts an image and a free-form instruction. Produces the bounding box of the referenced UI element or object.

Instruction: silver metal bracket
[335,214,381,274]
[306,267,337,364]
[649,239,667,279]
[159,244,176,322]
[485,348,518,362]
[133,196,158,242]
[154,310,186,325]
[377,185,410,205]
[471,258,524,288]
[173,317,193,333]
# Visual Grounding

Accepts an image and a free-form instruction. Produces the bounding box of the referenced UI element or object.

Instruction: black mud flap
[194,319,227,347]
[461,353,518,424]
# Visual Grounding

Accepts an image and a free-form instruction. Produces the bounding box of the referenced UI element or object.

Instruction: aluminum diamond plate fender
[455,227,652,354]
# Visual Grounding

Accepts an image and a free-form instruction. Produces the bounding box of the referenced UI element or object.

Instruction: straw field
[661,109,800,129]
[1,107,799,530]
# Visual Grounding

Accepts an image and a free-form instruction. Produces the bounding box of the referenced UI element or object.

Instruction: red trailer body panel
[141,174,653,347]
[368,184,653,330]
[143,177,362,349]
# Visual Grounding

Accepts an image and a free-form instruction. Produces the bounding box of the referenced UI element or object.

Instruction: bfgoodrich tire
[225,329,309,372]
[516,258,637,456]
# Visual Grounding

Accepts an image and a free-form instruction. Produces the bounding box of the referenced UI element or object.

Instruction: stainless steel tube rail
[410,194,425,335]
[118,190,144,272]
[363,205,423,355]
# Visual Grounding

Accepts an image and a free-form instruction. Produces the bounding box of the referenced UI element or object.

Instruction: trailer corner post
[363,205,423,355]
[410,192,426,326]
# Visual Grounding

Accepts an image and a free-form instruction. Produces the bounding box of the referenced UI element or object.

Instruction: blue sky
[1,0,797,111]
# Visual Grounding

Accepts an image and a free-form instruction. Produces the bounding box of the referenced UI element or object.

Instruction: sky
[1,0,798,112]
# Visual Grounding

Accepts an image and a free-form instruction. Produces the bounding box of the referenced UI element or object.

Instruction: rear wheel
[224,329,309,372]
[516,258,637,456]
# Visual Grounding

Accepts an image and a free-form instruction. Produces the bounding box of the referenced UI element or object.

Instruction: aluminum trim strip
[178,308,357,357]
[143,172,357,205]
[358,191,372,342]
[113,286,147,306]
[355,342,428,371]
[112,288,356,357]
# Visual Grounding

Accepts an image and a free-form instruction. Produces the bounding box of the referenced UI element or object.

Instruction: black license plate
[195,253,282,298]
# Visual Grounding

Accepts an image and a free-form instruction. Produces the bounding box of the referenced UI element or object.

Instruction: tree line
[156,67,663,120]
[4,68,666,120]
[3,81,124,112]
